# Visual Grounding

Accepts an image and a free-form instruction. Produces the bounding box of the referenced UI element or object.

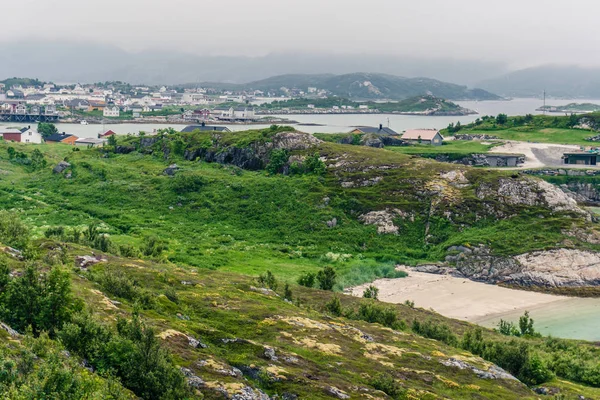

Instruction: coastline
[349,269,569,322]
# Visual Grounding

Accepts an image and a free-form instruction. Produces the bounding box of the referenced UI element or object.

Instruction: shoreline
[350,269,570,322]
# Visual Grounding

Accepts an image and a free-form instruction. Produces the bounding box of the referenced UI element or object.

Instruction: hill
[198,73,501,101]
[478,65,600,98]
[0,130,600,398]
[260,95,476,115]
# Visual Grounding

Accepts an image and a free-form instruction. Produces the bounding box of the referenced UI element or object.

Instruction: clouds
[3,0,600,66]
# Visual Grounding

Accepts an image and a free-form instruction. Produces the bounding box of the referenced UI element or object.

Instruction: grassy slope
[0,135,595,284]
[4,241,598,399]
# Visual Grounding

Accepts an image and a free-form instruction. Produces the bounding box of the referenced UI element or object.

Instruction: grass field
[463,128,593,146]
[386,140,497,155]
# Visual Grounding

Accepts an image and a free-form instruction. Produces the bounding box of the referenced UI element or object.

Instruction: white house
[103,106,120,118]
[0,127,42,144]
[233,107,255,121]
[20,127,43,144]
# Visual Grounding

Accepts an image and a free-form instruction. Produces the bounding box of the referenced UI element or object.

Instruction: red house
[99,130,117,138]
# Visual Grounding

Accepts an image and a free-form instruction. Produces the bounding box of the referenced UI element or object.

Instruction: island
[536,103,600,113]
[256,95,477,116]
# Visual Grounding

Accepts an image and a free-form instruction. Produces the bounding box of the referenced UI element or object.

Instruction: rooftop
[402,129,441,141]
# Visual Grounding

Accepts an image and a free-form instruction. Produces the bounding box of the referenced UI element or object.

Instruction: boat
[80,120,88,125]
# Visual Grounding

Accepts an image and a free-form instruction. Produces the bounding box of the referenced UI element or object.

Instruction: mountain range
[195,73,501,101]
[0,41,506,86]
[478,65,600,98]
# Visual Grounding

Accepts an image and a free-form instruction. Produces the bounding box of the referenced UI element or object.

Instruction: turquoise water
[476,298,600,341]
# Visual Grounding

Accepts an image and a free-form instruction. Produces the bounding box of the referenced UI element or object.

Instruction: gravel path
[489,141,582,168]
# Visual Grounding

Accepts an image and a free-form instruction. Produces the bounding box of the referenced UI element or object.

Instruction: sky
[3,0,600,67]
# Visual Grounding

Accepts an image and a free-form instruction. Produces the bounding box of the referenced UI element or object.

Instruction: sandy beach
[350,269,569,322]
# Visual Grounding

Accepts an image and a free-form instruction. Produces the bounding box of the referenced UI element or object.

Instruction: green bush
[141,236,168,258]
[0,211,30,249]
[362,285,379,300]
[266,149,289,175]
[325,295,342,316]
[316,266,336,291]
[257,270,278,290]
[297,272,316,288]
[370,373,407,399]
[1,264,73,337]
[357,300,398,328]
[412,320,458,347]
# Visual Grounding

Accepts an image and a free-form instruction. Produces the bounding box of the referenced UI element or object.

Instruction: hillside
[260,95,476,115]
[199,73,501,101]
[0,128,599,398]
[478,65,600,98]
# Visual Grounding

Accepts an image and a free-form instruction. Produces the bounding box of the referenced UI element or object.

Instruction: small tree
[38,122,58,138]
[283,283,292,301]
[325,295,342,316]
[496,113,508,125]
[297,272,316,288]
[317,266,336,291]
[257,270,278,290]
[519,311,537,337]
[108,134,117,147]
[362,285,379,300]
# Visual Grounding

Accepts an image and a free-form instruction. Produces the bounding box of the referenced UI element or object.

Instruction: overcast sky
[4,0,600,67]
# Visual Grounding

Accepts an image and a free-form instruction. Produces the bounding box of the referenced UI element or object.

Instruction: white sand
[350,270,569,322]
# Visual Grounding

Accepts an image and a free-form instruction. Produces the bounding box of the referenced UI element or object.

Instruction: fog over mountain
[0,41,508,86]
[478,65,600,98]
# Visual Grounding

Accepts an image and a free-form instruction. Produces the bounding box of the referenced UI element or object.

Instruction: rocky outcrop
[184,132,321,171]
[443,246,600,287]
[476,177,589,217]
[559,182,600,205]
[454,134,499,141]
[513,249,600,287]
[359,209,400,234]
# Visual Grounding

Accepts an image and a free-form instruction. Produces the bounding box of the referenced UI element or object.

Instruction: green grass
[0,130,594,288]
[466,127,592,146]
[386,140,497,155]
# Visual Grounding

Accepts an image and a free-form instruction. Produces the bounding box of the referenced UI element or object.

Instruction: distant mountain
[197,73,501,101]
[0,40,509,86]
[478,65,600,98]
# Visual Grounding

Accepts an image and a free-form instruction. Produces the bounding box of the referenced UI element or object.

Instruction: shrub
[325,295,342,316]
[2,264,73,337]
[362,285,379,300]
[164,287,179,304]
[170,174,206,194]
[370,373,406,399]
[412,320,458,347]
[257,270,277,290]
[118,243,139,258]
[317,266,336,291]
[358,301,398,328]
[0,211,30,249]
[266,149,289,175]
[297,272,316,288]
[283,283,292,301]
[141,236,168,258]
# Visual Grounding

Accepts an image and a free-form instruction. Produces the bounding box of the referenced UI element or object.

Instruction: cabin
[45,133,79,145]
[401,129,444,146]
[350,125,398,135]
[563,152,598,166]
[181,123,231,133]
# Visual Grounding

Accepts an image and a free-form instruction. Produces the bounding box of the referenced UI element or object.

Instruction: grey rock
[440,358,517,381]
[326,218,337,228]
[180,367,205,389]
[325,386,350,399]
[52,161,71,174]
[264,347,278,361]
[163,164,179,176]
[0,322,19,337]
